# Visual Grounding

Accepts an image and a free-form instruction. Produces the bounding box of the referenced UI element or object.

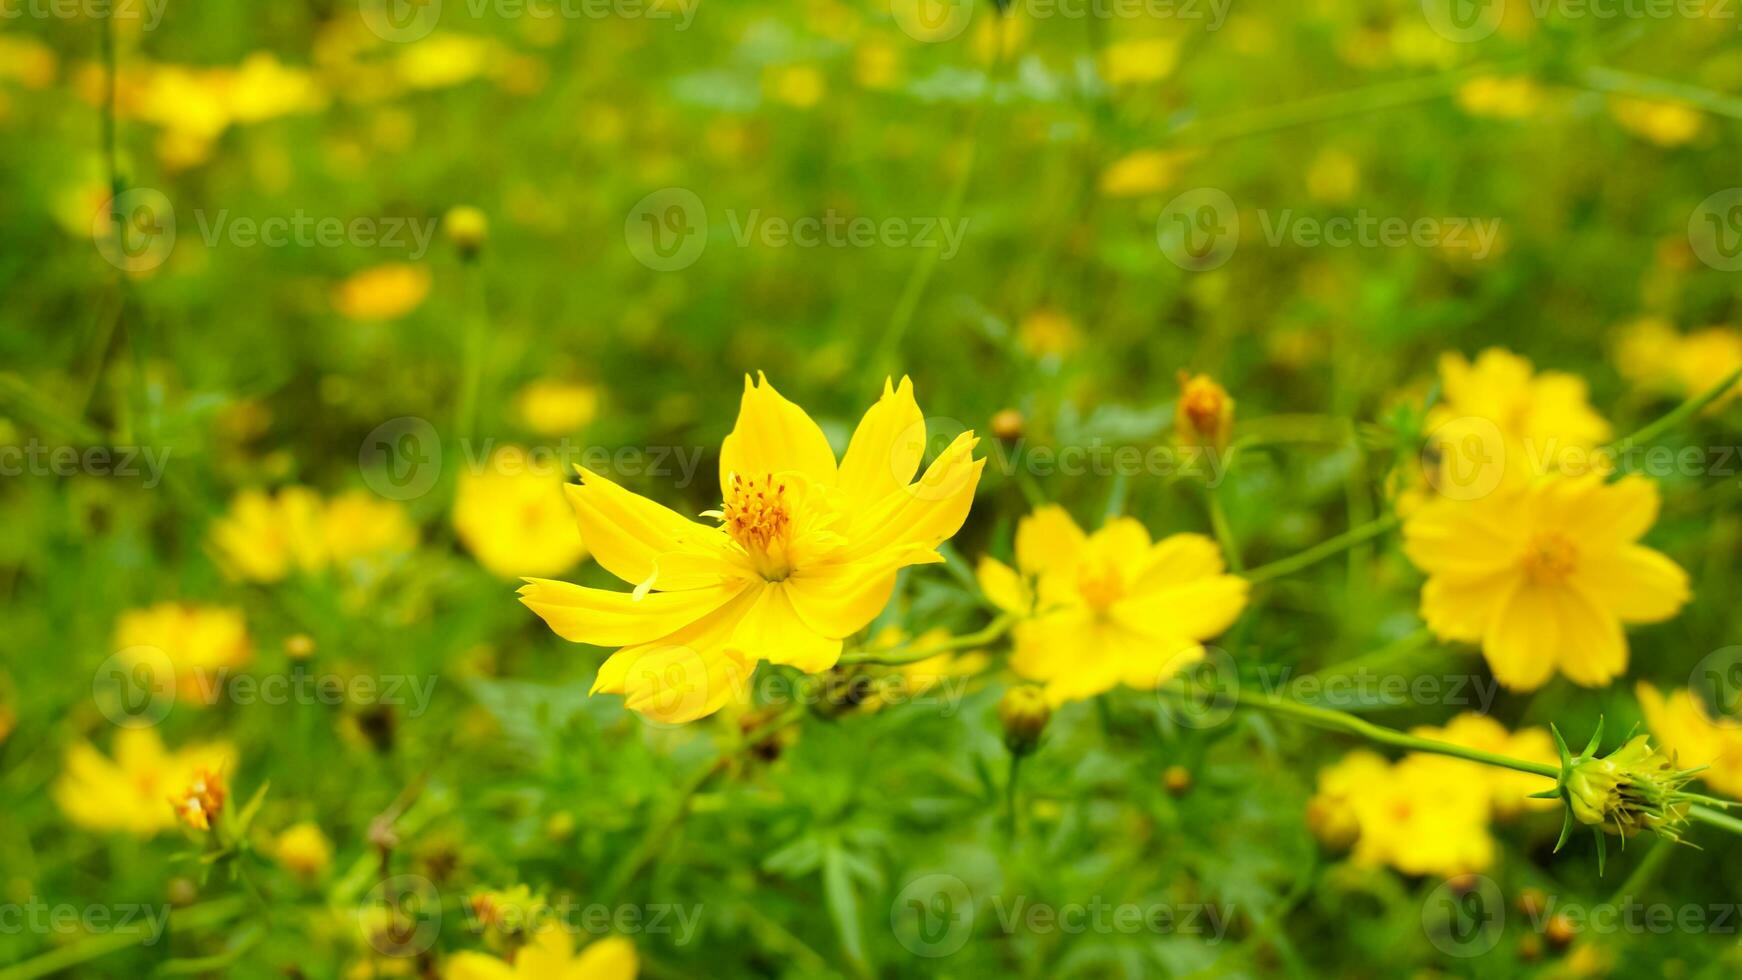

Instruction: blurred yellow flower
[1174,372,1234,452]
[448,929,637,980]
[1016,308,1080,358]
[1098,149,1193,198]
[1638,683,1742,800]
[395,34,500,90]
[1609,96,1703,146]
[520,375,984,724]
[210,487,328,582]
[114,602,252,702]
[1305,148,1359,204]
[1307,749,1389,851]
[274,822,334,879]
[986,505,1248,705]
[0,36,57,89]
[1350,754,1495,876]
[767,64,826,108]
[455,445,588,578]
[1613,315,1684,395]
[323,489,418,566]
[1422,348,1611,500]
[1403,473,1690,691]
[1409,713,1557,817]
[227,52,328,124]
[516,380,600,436]
[1101,37,1180,86]
[54,730,236,837]
[1455,76,1544,119]
[333,263,431,321]
[854,41,903,91]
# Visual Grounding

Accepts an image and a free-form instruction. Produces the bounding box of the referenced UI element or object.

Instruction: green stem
[1605,366,1742,457]
[1005,752,1023,840]
[1580,66,1742,121]
[1689,804,1742,836]
[1206,487,1243,573]
[454,255,488,446]
[1244,514,1401,585]
[0,897,246,980]
[838,615,1013,666]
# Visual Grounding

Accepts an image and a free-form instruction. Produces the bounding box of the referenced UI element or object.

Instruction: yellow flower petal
[1110,575,1249,641]
[783,562,902,639]
[1014,504,1085,576]
[1573,544,1690,624]
[975,556,1028,615]
[718,373,837,497]
[1130,533,1226,591]
[728,583,843,672]
[518,578,745,647]
[1551,586,1628,687]
[1481,583,1562,691]
[842,431,984,561]
[444,952,518,980]
[564,469,730,589]
[835,375,924,509]
[572,936,639,980]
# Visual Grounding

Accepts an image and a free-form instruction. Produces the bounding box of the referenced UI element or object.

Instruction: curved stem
[1244,514,1401,585]
[1605,366,1742,457]
[838,615,1013,666]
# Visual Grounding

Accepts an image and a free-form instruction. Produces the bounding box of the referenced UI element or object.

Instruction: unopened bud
[445,206,489,259]
[998,685,1051,756]
[1162,765,1192,796]
[991,408,1024,443]
[1175,371,1234,453]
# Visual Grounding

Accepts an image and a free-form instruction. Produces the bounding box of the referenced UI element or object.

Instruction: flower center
[1521,531,1578,583]
[1076,560,1125,612]
[722,473,795,580]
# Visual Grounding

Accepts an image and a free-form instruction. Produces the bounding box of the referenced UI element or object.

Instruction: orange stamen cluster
[723,473,795,580]
[169,768,227,831]
[1521,531,1578,584]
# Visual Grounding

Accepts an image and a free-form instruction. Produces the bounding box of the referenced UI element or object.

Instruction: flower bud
[1175,371,1234,453]
[445,205,489,259]
[1162,765,1192,796]
[991,408,1024,443]
[169,768,227,831]
[1565,734,1694,839]
[998,685,1051,756]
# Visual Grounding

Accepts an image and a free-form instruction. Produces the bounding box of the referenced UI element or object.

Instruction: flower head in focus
[455,445,589,578]
[983,505,1248,706]
[519,375,983,724]
[447,929,637,980]
[54,730,235,836]
[1403,473,1689,691]
[1539,720,1724,868]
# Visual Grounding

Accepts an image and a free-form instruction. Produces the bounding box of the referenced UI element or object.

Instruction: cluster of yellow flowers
[54,729,235,837]
[1615,317,1742,408]
[1309,715,1557,877]
[114,602,252,702]
[209,486,417,583]
[455,446,589,579]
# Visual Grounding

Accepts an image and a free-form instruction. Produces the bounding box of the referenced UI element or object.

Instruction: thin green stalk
[1206,487,1243,573]
[1580,66,1742,121]
[839,614,1013,666]
[1605,366,1742,457]
[1244,514,1401,585]
[1689,804,1742,836]
[1005,753,1023,840]
[0,897,246,980]
[454,255,488,446]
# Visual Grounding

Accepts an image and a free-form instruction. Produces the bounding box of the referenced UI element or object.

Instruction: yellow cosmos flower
[54,730,236,837]
[1348,754,1495,877]
[210,486,328,582]
[1638,684,1742,800]
[1016,309,1081,359]
[448,929,636,980]
[766,64,826,108]
[333,263,431,321]
[983,505,1248,706]
[1423,348,1611,501]
[1455,75,1544,119]
[323,489,419,567]
[516,380,600,436]
[1609,96,1703,146]
[114,602,252,702]
[1675,327,1742,409]
[1098,149,1194,198]
[1404,473,1690,691]
[1409,713,1557,818]
[455,446,589,578]
[1307,749,1390,851]
[1101,37,1180,86]
[519,375,984,724]
[274,821,334,879]
[1615,319,1742,409]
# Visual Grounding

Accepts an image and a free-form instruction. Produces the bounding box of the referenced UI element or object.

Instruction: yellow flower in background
[856,627,989,712]
[1455,76,1544,119]
[1098,149,1194,198]
[1349,754,1495,876]
[323,489,418,566]
[1101,37,1180,86]
[766,64,826,108]
[448,929,637,980]
[1409,713,1557,817]
[333,263,431,321]
[1676,327,1742,408]
[1307,750,1390,851]
[1305,148,1359,204]
[1609,96,1703,146]
[516,380,601,436]
[210,486,328,582]
[1614,315,1684,395]
[274,822,334,879]
[455,445,589,578]
[227,52,328,124]
[0,36,57,89]
[1638,684,1742,800]
[54,730,236,837]
[989,505,1248,706]
[114,602,252,702]
[1174,372,1234,452]
[395,34,502,90]
[1423,348,1611,499]
[520,375,984,724]
[854,40,903,91]
[1404,473,1690,691]
[1016,308,1080,359]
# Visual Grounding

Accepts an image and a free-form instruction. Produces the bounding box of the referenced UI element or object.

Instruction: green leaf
[822,845,868,974]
